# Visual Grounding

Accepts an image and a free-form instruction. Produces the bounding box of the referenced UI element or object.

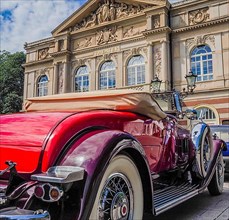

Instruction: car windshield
[210,125,229,142]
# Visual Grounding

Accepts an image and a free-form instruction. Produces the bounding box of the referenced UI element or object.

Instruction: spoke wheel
[89,155,143,220]
[208,152,224,195]
[199,128,213,177]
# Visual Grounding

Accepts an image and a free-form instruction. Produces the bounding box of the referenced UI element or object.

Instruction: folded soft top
[24,89,167,120]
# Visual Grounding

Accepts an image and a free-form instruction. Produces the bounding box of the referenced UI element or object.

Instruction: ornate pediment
[52,0,166,35]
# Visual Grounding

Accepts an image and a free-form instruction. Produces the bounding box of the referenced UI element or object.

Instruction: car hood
[0,112,71,173]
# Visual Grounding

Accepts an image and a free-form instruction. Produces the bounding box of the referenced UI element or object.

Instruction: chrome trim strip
[0,209,50,220]
[31,166,85,183]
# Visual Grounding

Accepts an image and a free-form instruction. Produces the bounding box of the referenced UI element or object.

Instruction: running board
[153,182,199,215]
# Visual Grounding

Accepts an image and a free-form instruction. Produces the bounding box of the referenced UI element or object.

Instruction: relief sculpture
[38,48,49,60]
[97,27,117,45]
[123,26,141,38]
[71,0,150,32]
[189,8,210,25]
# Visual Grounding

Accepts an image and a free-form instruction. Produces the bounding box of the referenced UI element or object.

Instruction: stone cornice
[25,37,54,49]
[142,26,171,36]
[23,57,53,67]
[49,50,72,58]
[173,17,229,33]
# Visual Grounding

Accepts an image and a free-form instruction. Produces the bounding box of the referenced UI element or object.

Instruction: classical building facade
[23,0,229,125]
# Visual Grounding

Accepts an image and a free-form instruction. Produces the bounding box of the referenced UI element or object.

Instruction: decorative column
[161,40,169,91]
[63,62,68,93]
[53,63,58,94]
[147,43,154,83]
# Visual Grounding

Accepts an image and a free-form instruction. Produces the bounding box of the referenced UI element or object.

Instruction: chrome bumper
[0,207,50,220]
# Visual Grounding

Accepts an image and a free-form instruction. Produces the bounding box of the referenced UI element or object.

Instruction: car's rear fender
[57,129,153,219]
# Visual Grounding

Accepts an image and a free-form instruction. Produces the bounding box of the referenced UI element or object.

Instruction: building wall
[23,0,229,125]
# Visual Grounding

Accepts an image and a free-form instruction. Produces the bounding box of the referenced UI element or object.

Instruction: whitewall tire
[89,154,144,220]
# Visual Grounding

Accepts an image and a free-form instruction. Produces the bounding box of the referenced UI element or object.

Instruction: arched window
[195,107,217,125]
[127,55,145,86]
[75,66,89,92]
[38,75,48,97]
[191,45,213,82]
[99,61,116,90]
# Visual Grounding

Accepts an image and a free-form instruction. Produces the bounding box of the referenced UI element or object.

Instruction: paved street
[146,173,229,220]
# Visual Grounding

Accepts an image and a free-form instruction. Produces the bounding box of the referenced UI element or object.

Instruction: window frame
[37,75,48,97]
[75,65,89,92]
[99,60,116,90]
[190,45,213,82]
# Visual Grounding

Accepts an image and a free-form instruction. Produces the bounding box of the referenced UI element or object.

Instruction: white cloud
[0,0,182,53]
[0,0,83,52]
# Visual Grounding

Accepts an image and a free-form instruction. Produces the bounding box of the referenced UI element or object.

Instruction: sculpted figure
[102,0,110,22]
[117,3,128,18]
[110,0,116,21]
[96,3,103,24]
[85,13,96,28]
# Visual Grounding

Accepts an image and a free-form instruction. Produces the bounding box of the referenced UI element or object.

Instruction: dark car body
[0,90,226,220]
[210,125,229,172]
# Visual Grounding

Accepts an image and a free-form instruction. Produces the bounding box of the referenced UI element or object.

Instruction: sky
[0,0,181,53]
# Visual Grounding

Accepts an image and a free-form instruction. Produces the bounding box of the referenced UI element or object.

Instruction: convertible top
[24,90,167,120]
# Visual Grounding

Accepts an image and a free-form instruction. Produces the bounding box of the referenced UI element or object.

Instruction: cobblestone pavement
[146,173,229,220]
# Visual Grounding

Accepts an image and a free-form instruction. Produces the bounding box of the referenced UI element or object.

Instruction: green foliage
[0,50,26,114]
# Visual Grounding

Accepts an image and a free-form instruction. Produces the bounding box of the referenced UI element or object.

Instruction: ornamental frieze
[154,48,162,76]
[186,35,215,49]
[123,26,141,38]
[74,37,93,49]
[70,0,151,32]
[189,8,210,25]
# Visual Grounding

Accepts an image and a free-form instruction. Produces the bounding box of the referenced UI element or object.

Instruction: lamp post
[151,70,197,96]
[185,70,197,93]
[151,75,162,92]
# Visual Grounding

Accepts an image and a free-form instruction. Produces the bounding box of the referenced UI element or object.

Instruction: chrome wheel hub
[111,192,129,220]
[98,173,133,220]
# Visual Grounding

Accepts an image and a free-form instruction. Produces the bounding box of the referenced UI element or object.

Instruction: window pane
[38,75,48,97]
[190,45,213,82]
[99,61,116,89]
[127,55,145,86]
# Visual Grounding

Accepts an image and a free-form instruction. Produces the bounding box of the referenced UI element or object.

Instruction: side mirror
[185,109,197,120]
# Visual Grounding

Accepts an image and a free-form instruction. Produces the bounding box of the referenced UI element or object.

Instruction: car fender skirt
[192,122,225,179]
[58,130,153,219]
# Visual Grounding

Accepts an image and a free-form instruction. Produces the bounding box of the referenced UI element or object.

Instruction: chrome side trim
[31,166,84,183]
[0,208,50,220]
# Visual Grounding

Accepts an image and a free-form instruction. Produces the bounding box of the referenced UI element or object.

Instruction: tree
[0,51,26,114]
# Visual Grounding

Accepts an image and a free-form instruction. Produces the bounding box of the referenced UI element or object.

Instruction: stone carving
[186,35,215,49]
[97,26,117,45]
[153,16,160,28]
[72,59,86,68]
[154,48,162,76]
[38,48,49,60]
[59,40,65,51]
[75,37,92,49]
[123,50,131,60]
[71,0,150,32]
[123,26,140,38]
[189,8,210,25]
[58,63,64,94]
[85,13,97,28]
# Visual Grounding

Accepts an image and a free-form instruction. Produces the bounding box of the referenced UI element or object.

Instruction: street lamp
[151,70,197,96]
[151,75,162,92]
[185,70,197,93]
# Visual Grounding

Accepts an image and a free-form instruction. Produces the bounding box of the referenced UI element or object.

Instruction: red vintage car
[0,90,226,220]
